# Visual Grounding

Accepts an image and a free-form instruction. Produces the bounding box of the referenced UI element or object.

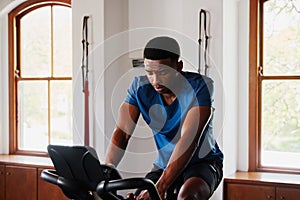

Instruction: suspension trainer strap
[198,9,210,75]
[81,16,89,146]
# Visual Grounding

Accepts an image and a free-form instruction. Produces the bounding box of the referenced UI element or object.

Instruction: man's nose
[152,74,161,85]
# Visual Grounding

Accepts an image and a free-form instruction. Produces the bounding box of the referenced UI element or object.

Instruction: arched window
[249,0,300,173]
[8,0,72,156]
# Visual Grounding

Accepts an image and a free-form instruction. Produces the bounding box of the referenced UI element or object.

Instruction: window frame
[8,0,71,156]
[249,0,300,173]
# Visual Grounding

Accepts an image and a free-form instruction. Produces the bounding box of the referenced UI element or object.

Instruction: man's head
[143,36,183,94]
[143,36,180,61]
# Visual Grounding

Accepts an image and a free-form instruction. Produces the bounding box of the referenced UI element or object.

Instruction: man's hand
[102,163,116,169]
[136,190,150,200]
[136,181,166,200]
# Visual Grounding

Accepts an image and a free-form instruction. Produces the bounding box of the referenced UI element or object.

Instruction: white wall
[237,0,249,171]
[71,0,106,157]
[0,4,9,154]
[0,0,250,199]
[223,0,239,177]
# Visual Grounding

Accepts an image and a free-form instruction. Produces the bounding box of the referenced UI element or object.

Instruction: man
[105,36,223,200]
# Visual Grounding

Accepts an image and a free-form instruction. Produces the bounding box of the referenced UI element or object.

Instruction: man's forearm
[105,128,130,166]
[105,103,140,166]
[156,106,212,194]
[156,137,198,193]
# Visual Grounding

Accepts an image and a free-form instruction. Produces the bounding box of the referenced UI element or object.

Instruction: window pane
[18,81,48,151]
[20,7,51,77]
[50,81,73,145]
[53,6,72,77]
[263,0,300,76]
[261,80,300,168]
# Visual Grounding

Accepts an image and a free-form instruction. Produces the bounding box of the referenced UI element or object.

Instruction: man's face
[144,58,181,94]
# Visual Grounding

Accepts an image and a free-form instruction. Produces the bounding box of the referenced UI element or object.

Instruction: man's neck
[161,93,177,106]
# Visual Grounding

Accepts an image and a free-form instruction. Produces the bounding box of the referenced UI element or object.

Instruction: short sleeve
[124,77,139,107]
[193,77,214,107]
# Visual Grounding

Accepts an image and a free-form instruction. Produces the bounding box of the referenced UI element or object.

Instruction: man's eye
[146,71,153,75]
[159,70,169,75]
[159,72,167,75]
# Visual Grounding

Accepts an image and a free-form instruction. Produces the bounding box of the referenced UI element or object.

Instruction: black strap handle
[81,16,89,92]
[198,9,210,75]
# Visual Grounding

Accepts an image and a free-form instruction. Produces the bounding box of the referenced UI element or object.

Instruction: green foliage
[262,0,300,153]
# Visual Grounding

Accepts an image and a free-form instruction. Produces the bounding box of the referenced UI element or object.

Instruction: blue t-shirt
[125,71,223,169]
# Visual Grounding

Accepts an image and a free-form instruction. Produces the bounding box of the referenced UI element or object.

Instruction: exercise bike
[41,144,161,200]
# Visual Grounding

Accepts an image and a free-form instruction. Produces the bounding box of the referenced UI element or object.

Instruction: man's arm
[105,102,140,167]
[156,106,212,197]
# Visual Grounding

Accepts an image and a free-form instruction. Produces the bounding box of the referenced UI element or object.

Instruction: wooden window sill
[0,154,53,167]
[224,172,300,200]
[224,171,300,187]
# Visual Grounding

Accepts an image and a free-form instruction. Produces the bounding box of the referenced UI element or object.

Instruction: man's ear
[177,60,183,72]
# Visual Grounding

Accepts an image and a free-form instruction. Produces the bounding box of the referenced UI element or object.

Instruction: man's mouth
[153,84,164,91]
[154,86,164,92]
[154,85,172,93]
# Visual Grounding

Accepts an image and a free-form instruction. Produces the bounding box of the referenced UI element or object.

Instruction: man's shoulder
[131,75,149,87]
[133,75,148,83]
[182,71,213,85]
[129,75,152,93]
